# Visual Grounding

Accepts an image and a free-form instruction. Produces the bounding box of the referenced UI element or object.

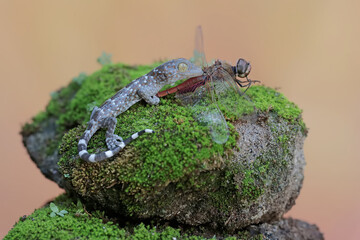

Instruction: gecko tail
[78,129,154,163]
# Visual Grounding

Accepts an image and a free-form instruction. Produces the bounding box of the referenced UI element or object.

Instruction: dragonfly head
[235,58,251,78]
[158,58,203,86]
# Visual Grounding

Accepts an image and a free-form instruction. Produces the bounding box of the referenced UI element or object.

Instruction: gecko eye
[177,62,188,72]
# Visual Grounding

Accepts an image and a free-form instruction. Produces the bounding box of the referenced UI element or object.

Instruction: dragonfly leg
[235,78,260,93]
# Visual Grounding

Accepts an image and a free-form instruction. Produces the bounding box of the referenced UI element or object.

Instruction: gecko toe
[106,134,124,150]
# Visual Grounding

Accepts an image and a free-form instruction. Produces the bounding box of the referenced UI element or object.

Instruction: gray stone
[177,217,324,239]
[247,218,324,240]
[22,117,64,187]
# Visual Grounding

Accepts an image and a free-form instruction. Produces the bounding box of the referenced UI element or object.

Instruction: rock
[58,89,306,231]
[21,62,308,232]
[4,194,323,240]
[247,218,324,240]
[22,117,64,187]
[63,110,306,231]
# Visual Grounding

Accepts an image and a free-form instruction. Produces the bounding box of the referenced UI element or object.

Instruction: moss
[240,168,265,201]
[211,169,243,211]
[16,59,307,237]
[21,60,305,223]
[206,162,268,212]
[237,160,271,201]
[4,194,125,240]
[45,137,61,155]
[57,82,257,218]
[55,64,304,215]
[21,111,49,136]
[246,85,307,135]
[58,96,238,202]
[59,63,265,205]
[56,63,161,131]
[246,86,302,121]
[205,109,303,210]
[5,194,263,240]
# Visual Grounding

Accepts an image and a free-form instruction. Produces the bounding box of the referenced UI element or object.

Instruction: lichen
[4,194,263,240]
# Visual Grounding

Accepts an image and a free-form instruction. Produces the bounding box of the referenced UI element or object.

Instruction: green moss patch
[56,63,162,131]
[5,194,124,240]
[58,95,239,199]
[246,86,303,123]
[4,194,262,240]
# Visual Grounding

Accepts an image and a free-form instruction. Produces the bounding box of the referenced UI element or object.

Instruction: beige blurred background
[1,0,359,239]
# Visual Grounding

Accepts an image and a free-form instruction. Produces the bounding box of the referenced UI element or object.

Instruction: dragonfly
[157,26,258,144]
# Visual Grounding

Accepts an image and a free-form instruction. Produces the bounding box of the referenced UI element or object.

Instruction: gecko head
[159,58,203,85]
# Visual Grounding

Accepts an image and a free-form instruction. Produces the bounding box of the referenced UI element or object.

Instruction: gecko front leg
[137,87,160,105]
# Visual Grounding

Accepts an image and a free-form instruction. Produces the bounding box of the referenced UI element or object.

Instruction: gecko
[78,58,203,162]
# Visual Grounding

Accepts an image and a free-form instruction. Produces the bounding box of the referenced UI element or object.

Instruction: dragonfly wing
[176,80,230,144]
[210,67,255,120]
[176,62,255,145]
[191,26,207,67]
[202,90,230,144]
[175,76,206,106]
[175,80,207,108]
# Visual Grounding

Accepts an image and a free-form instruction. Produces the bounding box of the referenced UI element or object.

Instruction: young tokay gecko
[78,58,203,162]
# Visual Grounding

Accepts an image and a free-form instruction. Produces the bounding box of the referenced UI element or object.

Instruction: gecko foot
[106,134,124,150]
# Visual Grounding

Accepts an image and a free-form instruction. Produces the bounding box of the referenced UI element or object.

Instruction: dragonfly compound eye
[177,62,189,72]
[236,58,251,78]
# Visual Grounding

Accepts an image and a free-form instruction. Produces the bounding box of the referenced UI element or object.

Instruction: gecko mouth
[191,69,204,78]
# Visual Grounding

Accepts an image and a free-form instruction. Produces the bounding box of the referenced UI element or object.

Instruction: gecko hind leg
[106,134,124,150]
[101,117,124,150]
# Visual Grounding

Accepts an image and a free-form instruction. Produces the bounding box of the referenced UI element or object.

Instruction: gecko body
[78,58,203,162]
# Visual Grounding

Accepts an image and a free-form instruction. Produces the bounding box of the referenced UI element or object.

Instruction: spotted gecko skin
[78,58,203,162]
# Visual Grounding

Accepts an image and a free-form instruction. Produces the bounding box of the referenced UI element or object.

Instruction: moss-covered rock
[4,193,323,240]
[21,61,307,232]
